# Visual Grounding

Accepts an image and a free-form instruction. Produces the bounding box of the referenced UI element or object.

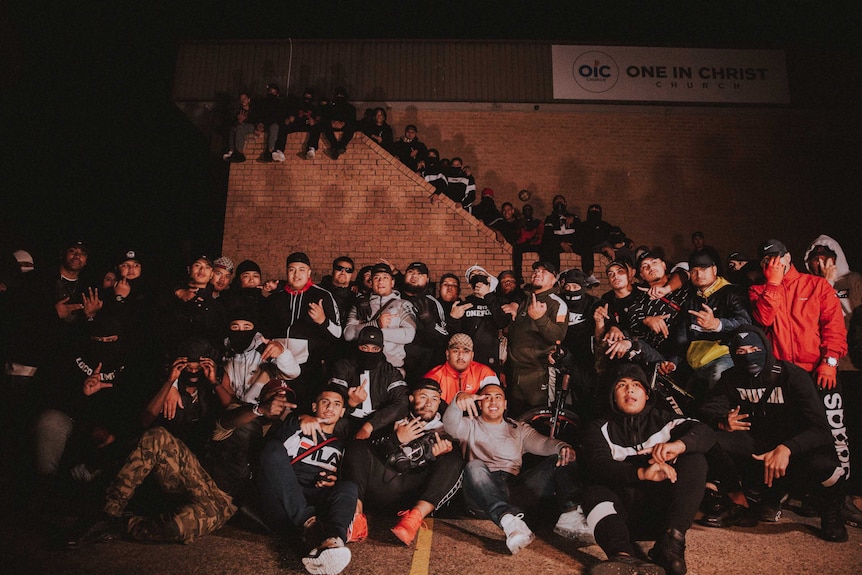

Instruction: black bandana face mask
[178,368,204,388]
[228,330,255,353]
[356,349,384,371]
[732,348,766,376]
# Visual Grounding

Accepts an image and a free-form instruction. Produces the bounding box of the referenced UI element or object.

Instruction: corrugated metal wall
[173,39,553,103]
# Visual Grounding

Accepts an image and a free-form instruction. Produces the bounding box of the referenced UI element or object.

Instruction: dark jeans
[512,244,541,282]
[308,122,355,152]
[343,439,464,511]
[257,440,358,541]
[582,453,707,557]
[462,455,580,527]
[274,120,312,152]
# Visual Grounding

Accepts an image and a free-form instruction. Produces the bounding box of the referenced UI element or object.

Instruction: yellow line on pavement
[408,518,434,575]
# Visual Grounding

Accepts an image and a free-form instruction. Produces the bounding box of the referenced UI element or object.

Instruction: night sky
[2,1,860,277]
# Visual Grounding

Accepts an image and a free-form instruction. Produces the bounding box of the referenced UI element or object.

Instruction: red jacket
[424,361,500,404]
[749,264,847,371]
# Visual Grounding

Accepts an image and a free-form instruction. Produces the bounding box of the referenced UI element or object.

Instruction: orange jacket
[424,361,500,404]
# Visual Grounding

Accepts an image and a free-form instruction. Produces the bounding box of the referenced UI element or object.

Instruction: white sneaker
[306,147,316,159]
[500,513,535,555]
[222,150,233,161]
[302,537,351,575]
[554,505,594,544]
[272,150,285,162]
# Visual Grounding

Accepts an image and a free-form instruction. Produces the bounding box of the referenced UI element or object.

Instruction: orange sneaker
[346,511,368,543]
[391,509,425,546]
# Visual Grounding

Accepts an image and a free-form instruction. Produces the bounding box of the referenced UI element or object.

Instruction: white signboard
[552,45,790,104]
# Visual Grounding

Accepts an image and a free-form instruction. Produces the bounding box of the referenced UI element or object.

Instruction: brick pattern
[223,133,558,294]
[223,106,825,295]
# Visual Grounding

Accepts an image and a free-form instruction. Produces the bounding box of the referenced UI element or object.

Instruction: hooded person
[804,235,862,372]
[328,325,409,440]
[698,325,848,542]
[580,363,716,575]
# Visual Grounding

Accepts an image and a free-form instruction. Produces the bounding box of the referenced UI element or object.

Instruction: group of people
[1,229,859,575]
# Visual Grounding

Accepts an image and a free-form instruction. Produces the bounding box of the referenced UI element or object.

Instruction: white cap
[13,250,34,270]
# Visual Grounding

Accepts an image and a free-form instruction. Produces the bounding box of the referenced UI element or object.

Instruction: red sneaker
[346,511,368,543]
[391,509,425,546]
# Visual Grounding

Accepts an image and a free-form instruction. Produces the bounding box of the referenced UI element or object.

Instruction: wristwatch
[824,356,839,368]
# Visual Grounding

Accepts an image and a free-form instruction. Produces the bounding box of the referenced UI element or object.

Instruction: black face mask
[562,291,583,303]
[554,202,566,213]
[228,330,256,353]
[588,210,601,222]
[356,349,384,371]
[732,349,766,376]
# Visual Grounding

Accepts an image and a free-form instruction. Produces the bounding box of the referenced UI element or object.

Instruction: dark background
[2,1,860,278]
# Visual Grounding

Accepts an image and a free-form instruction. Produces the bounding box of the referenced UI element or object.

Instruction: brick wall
[223,133,558,291]
[223,105,858,290]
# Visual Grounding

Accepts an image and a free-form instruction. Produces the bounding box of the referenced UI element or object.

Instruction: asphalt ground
[3,483,861,575]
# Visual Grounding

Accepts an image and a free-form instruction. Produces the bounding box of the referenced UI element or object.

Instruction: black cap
[532,260,557,274]
[636,250,661,268]
[358,326,384,347]
[286,252,311,266]
[64,240,89,255]
[757,239,788,259]
[370,263,393,277]
[692,231,704,239]
[562,269,590,287]
[689,252,717,268]
[333,86,349,98]
[266,82,280,92]
[406,261,429,275]
[728,251,749,262]
[228,305,258,326]
[405,124,418,132]
[411,378,442,395]
[236,259,262,276]
[117,249,141,266]
[606,259,632,273]
[189,254,212,267]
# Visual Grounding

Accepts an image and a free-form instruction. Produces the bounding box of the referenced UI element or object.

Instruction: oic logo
[518,189,531,202]
[572,51,619,93]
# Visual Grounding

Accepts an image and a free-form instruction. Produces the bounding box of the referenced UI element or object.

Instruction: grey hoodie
[804,234,862,371]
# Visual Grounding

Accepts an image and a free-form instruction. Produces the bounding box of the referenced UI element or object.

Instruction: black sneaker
[699,503,758,528]
[757,490,786,523]
[66,513,124,548]
[258,151,273,162]
[842,496,862,528]
[820,494,849,542]
[699,488,726,515]
[230,151,246,163]
[590,554,666,575]
[649,528,687,575]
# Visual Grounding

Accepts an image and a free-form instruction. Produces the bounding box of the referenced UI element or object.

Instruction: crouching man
[443,382,581,555]
[257,383,358,575]
[343,378,464,545]
[581,364,715,575]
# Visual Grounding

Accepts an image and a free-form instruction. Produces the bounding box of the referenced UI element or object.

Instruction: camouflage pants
[104,426,237,543]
